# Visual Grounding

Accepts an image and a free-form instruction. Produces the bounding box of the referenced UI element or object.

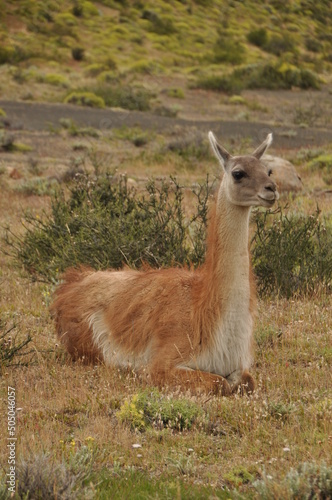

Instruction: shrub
[71,47,85,61]
[305,37,322,53]
[129,59,160,75]
[192,73,243,94]
[254,462,332,499]
[59,118,100,138]
[263,32,296,56]
[308,154,332,185]
[90,83,152,111]
[167,87,185,99]
[153,105,180,118]
[251,207,332,297]
[72,2,83,17]
[0,318,33,368]
[142,10,177,35]
[15,178,59,196]
[44,73,69,87]
[234,62,320,90]
[113,125,149,146]
[64,92,105,108]
[82,1,99,16]
[293,103,321,127]
[247,28,268,48]
[117,388,202,431]
[84,63,107,77]
[228,95,246,105]
[214,31,246,64]
[0,45,15,64]
[5,174,210,282]
[0,131,15,151]
[15,453,86,499]
[53,12,77,36]
[166,131,211,161]
[194,63,320,93]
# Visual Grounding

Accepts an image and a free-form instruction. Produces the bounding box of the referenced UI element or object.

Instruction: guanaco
[51,131,278,395]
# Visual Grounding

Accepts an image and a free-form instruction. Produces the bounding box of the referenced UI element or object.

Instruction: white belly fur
[89,311,151,369]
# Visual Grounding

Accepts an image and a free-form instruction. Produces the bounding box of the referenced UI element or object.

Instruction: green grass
[88,469,233,499]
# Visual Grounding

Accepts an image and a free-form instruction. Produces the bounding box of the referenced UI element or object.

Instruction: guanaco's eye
[232,170,246,181]
[268,169,273,177]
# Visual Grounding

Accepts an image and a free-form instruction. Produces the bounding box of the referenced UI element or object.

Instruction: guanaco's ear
[252,133,273,159]
[208,131,232,169]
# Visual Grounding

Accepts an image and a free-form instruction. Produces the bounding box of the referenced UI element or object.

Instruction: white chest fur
[189,292,253,381]
[187,249,253,383]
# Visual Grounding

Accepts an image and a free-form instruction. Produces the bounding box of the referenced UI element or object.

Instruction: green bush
[247,28,268,48]
[254,462,332,499]
[233,62,320,90]
[192,73,243,94]
[214,31,246,64]
[166,132,211,161]
[44,73,69,87]
[5,174,209,282]
[167,87,185,99]
[308,154,332,185]
[71,47,85,61]
[53,12,78,36]
[142,10,177,35]
[64,92,105,108]
[0,45,15,64]
[84,63,107,77]
[5,177,331,298]
[263,32,296,56]
[251,207,332,297]
[113,126,149,147]
[15,178,59,197]
[117,388,202,431]
[194,63,320,93]
[90,83,152,111]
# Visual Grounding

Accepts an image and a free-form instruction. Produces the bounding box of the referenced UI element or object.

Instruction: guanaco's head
[208,131,279,208]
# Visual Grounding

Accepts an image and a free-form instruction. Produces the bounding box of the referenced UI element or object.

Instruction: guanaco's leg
[231,371,255,395]
[149,367,232,396]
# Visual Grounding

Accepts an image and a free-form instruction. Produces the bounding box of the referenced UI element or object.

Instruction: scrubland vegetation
[0,0,332,498]
[0,0,332,110]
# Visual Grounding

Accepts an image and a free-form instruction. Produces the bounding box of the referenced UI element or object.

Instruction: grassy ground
[0,123,331,498]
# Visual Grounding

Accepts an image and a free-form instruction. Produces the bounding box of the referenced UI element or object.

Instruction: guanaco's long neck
[197,182,252,324]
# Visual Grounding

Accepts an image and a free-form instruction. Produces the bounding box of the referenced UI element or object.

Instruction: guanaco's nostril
[265,183,276,193]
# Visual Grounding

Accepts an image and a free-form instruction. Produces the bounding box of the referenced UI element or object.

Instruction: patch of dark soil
[1,100,331,149]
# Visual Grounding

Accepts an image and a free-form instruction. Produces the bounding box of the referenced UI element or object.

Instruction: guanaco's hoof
[232,371,255,395]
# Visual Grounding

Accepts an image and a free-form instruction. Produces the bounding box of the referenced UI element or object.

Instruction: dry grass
[1,270,331,492]
[0,137,331,497]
